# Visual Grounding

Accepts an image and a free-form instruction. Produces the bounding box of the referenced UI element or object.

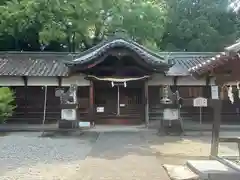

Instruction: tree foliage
[160,0,240,51]
[0,87,16,124]
[0,0,168,51]
[0,0,239,52]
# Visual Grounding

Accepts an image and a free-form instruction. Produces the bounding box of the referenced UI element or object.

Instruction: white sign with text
[96,107,104,112]
[193,97,207,107]
[163,109,179,120]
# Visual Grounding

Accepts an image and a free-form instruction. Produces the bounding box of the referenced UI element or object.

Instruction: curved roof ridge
[71,37,166,63]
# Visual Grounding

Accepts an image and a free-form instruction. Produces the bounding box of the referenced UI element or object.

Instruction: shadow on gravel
[0,132,9,136]
[40,131,100,143]
[86,131,214,165]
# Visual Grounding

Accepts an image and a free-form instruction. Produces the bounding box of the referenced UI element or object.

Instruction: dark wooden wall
[7,84,240,125]
[149,85,240,125]
[8,86,60,124]
[148,85,213,124]
[8,86,89,124]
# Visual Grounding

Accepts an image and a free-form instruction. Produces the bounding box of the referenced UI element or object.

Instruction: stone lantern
[159,85,183,135]
[58,84,79,129]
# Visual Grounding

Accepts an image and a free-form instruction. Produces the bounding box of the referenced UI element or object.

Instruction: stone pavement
[76,130,239,179]
[77,131,170,180]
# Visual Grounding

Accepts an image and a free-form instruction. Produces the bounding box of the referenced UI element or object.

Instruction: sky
[229,0,240,12]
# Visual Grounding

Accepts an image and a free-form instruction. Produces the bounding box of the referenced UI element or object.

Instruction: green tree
[0,0,168,51]
[0,87,16,124]
[161,0,240,52]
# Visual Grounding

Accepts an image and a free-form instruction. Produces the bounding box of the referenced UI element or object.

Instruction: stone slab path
[77,131,170,180]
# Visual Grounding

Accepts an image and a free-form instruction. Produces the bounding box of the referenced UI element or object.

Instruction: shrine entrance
[94,80,144,124]
[64,37,171,125]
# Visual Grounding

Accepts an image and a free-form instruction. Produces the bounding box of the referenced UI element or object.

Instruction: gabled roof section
[65,37,170,71]
[188,39,240,76]
[160,52,219,76]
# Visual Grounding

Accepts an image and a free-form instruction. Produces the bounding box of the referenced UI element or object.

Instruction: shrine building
[0,37,239,125]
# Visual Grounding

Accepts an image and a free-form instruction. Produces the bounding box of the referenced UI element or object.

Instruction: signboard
[193,97,207,107]
[97,107,104,112]
[61,109,76,121]
[211,86,219,99]
[163,109,179,120]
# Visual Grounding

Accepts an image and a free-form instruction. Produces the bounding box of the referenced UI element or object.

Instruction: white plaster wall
[62,74,90,86]
[148,74,173,85]
[177,76,206,86]
[28,77,58,86]
[0,77,24,86]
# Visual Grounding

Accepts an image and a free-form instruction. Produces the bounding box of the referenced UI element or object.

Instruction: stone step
[186,160,240,180]
[162,164,199,180]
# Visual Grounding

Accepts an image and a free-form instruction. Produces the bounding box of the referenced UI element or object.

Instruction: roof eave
[225,41,240,53]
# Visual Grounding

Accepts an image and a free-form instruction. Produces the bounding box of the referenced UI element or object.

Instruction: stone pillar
[59,84,78,129]
[210,99,222,157]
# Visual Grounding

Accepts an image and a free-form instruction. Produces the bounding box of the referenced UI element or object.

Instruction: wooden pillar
[144,80,149,127]
[173,76,178,90]
[57,76,62,120]
[210,98,222,157]
[205,75,210,97]
[89,81,95,125]
[159,85,165,135]
[57,76,62,87]
[22,76,28,117]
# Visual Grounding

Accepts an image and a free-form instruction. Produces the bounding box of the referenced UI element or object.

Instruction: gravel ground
[0,132,97,180]
[144,131,240,165]
[0,130,239,180]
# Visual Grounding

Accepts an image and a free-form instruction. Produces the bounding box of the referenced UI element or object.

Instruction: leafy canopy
[0,0,239,52]
[0,0,168,51]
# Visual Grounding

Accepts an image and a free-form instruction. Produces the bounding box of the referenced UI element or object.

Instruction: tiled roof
[188,40,240,76]
[0,52,71,76]
[160,52,219,76]
[0,51,220,77]
[66,38,170,71]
